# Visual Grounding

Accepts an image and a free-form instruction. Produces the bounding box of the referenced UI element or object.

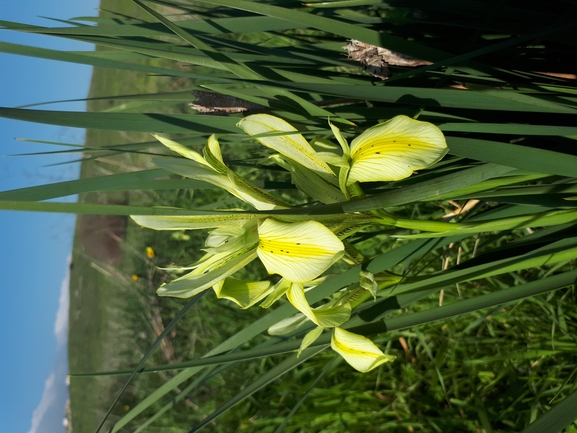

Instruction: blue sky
[1,1,99,432]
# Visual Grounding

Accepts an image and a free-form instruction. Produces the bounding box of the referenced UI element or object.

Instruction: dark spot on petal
[375,152,380,154]
[296,243,301,245]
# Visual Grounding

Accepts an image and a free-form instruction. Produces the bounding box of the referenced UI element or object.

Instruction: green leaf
[520,388,577,433]
[0,107,240,133]
[188,346,327,432]
[448,137,577,178]
[0,40,204,78]
[95,292,206,433]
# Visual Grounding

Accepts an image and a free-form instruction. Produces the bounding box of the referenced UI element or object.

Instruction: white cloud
[54,257,70,347]
[27,374,57,433]
[27,259,71,433]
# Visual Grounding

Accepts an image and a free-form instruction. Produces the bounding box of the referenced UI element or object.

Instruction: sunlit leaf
[213,278,272,309]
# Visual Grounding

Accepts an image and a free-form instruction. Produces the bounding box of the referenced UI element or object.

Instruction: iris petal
[238,114,337,184]
[331,327,396,373]
[257,219,345,283]
[213,278,272,309]
[348,115,447,183]
[286,283,351,328]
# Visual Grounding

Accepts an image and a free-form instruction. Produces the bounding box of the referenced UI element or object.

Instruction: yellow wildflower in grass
[151,218,346,301]
[237,113,447,201]
[131,274,139,281]
[130,117,444,371]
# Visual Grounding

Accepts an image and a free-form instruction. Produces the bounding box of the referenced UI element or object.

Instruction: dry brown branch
[344,39,432,80]
[189,91,264,114]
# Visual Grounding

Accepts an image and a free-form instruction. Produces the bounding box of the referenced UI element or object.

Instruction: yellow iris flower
[130,116,440,372]
[347,115,448,184]
[238,113,447,190]
[143,218,344,306]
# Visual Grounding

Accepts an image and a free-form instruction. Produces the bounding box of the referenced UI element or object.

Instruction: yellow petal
[213,278,272,309]
[331,327,396,373]
[204,135,288,210]
[268,312,308,335]
[286,283,351,328]
[154,134,285,211]
[237,114,337,184]
[257,219,345,283]
[260,278,292,309]
[153,134,208,166]
[297,326,324,357]
[157,246,258,298]
[348,115,448,183]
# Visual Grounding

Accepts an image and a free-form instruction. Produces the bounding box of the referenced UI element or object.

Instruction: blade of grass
[0,107,240,133]
[106,237,436,431]
[448,137,577,178]
[274,356,341,433]
[0,15,299,37]
[188,345,328,433]
[261,82,577,113]
[353,269,577,334]
[520,389,577,433]
[440,123,577,135]
[133,0,351,123]
[0,41,205,79]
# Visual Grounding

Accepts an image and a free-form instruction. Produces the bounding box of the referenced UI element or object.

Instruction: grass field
[66,2,191,430]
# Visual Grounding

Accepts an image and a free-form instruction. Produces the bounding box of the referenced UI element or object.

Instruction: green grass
[66,1,196,430]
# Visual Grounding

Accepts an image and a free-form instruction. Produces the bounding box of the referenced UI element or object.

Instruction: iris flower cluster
[132,114,447,372]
